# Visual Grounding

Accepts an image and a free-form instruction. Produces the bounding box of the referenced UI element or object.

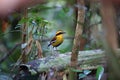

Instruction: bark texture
[20,50,105,73]
[70,0,85,80]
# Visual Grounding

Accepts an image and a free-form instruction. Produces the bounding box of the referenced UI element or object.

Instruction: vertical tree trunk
[101,1,120,79]
[101,1,118,50]
[21,8,28,63]
[69,0,85,80]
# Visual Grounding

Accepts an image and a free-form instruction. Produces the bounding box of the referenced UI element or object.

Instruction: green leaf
[79,73,86,79]
[43,20,49,23]
[19,18,28,23]
[63,7,69,13]
[63,74,67,80]
[78,70,91,79]
[15,24,22,29]
[83,70,91,75]
[79,70,91,79]
[96,66,104,80]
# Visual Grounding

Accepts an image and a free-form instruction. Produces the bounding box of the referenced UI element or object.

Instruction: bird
[48,30,65,50]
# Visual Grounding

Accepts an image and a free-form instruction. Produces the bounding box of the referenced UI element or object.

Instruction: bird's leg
[55,47,60,56]
[52,47,59,56]
[55,47,57,51]
[51,47,55,55]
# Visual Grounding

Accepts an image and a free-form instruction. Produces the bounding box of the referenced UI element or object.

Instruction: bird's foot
[53,50,60,57]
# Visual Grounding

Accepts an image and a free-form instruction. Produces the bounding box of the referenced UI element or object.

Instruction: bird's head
[56,30,66,36]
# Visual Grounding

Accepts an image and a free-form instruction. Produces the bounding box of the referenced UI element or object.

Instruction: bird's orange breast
[52,35,63,47]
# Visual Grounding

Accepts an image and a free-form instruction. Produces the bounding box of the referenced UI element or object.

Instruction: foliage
[70,66,104,80]
[96,66,104,80]
[79,70,91,79]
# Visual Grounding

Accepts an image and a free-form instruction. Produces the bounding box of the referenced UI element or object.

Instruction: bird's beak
[62,32,66,34]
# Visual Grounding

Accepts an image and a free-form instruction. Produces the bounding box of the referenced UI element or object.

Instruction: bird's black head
[56,30,66,36]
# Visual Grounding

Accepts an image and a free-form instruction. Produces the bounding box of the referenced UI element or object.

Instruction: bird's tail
[48,43,51,47]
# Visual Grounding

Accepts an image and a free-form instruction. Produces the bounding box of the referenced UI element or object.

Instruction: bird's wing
[51,36,57,43]
[48,36,57,47]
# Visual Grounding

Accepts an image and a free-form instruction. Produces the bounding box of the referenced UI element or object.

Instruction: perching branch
[20,50,105,73]
[21,8,28,63]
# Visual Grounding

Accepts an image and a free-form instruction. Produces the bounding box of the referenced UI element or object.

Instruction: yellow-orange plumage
[48,30,65,47]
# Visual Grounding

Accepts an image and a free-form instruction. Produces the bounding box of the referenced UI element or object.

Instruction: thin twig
[0,43,21,64]
[0,30,26,39]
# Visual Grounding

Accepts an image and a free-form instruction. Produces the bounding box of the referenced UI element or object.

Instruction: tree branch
[0,43,21,64]
[70,0,85,79]
[20,49,106,73]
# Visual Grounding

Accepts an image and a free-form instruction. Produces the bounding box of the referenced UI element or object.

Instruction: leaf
[63,7,69,13]
[96,66,104,80]
[35,17,44,25]
[79,73,86,79]
[31,20,37,26]
[79,70,91,79]
[63,74,67,80]
[29,69,37,75]
[21,43,28,49]
[43,20,49,24]
[83,70,91,75]
[19,18,28,24]
[28,17,34,24]
[15,24,22,29]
